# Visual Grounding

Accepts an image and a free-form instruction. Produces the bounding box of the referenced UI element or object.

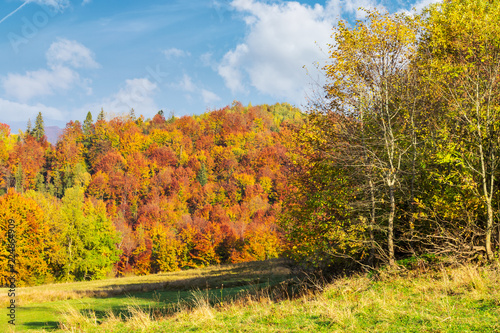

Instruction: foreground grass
[0,259,292,332]
[58,261,500,333]
[2,259,500,332]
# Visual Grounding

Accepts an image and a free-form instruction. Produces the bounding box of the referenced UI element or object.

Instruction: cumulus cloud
[200,52,218,70]
[27,0,70,11]
[399,0,441,14]
[47,39,99,69]
[338,0,386,18]
[87,78,159,117]
[163,48,190,59]
[201,89,221,104]
[175,74,222,107]
[219,44,248,94]
[179,74,196,92]
[218,0,335,103]
[3,67,79,101]
[2,39,98,102]
[217,0,400,104]
[0,98,64,122]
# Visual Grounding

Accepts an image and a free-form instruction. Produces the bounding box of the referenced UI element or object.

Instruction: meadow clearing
[1,258,499,332]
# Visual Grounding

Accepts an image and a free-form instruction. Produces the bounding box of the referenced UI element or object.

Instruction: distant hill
[45,125,63,144]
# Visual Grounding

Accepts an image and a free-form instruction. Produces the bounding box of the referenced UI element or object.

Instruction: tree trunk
[369,178,376,266]
[486,199,493,260]
[388,182,395,266]
[498,224,500,252]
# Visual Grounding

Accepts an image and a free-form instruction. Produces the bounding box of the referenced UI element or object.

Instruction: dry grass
[0,259,291,308]
[12,259,500,332]
[58,305,99,331]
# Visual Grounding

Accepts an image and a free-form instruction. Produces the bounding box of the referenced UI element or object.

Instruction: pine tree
[33,112,45,140]
[197,162,208,186]
[35,172,45,192]
[97,108,105,121]
[83,111,94,136]
[26,119,32,136]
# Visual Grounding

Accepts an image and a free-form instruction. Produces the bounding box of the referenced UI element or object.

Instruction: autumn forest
[2,0,500,288]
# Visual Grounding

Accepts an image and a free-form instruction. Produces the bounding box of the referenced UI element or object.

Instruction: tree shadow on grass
[22,259,299,331]
[72,259,293,299]
[22,321,59,330]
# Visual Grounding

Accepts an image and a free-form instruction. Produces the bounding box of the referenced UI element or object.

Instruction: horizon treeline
[0,102,302,286]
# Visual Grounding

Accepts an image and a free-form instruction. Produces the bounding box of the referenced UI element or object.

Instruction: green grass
[2,259,500,332]
[0,259,292,332]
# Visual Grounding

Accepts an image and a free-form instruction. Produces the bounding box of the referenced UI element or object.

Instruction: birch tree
[324,10,419,265]
[421,0,500,260]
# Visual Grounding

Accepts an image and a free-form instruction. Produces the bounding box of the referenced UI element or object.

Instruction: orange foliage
[2,102,300,276]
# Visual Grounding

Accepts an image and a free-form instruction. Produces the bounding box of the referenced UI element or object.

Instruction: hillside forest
[2,0,500,286]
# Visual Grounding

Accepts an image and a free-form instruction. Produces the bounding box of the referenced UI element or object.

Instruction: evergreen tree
[97,108,105,121]
[52,172,63,198]
[26,119,32,136]
[197,162,208,186]
[33,112,45,140]
[35,172,45,192]
[83,111,94,136]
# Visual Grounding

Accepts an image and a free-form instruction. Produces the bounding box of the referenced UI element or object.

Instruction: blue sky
[0,0,437,132]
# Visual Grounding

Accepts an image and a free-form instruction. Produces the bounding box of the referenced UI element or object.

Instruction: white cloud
[179,74,196,92]
[201,89,221,104]
[200,52,218,70]
[400,0,441,14]
[3,66,79,101]
[46,39,99,69]
[217,0,398,104]
[163,48,190,58]
[218,0,335,104]
[0,98,64,122]
[2,39,98,102]
[219,44,248,94]
[28,0,70,11]
[85,78,159,117]
[175,74,222,106]
[339,0,386,19]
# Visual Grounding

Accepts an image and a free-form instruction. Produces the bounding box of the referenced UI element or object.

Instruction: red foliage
[2,102,299,275]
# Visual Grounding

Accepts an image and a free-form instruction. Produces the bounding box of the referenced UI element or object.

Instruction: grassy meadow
[1,258,500,332]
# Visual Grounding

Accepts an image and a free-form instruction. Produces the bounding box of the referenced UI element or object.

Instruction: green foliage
[285,1,500,269]
[83,111,94,136]
[281,114,366,269]
[197,162,208,186]
[33,112,45,140]
[60,186,121,281]
[25,118,32,136]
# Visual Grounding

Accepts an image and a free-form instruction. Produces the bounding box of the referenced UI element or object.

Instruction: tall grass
[56,260,500,332]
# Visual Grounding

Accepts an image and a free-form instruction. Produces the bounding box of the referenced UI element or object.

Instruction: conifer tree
[33,112,45,140]
[97,108,105,121]
[197,162,208,186]
[26,118,32,136]
[83,111,94,136]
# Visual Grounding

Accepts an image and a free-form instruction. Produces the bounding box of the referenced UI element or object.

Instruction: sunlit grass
[2,258,500,332]
[57,260,500,333]
[0,259,292,332]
